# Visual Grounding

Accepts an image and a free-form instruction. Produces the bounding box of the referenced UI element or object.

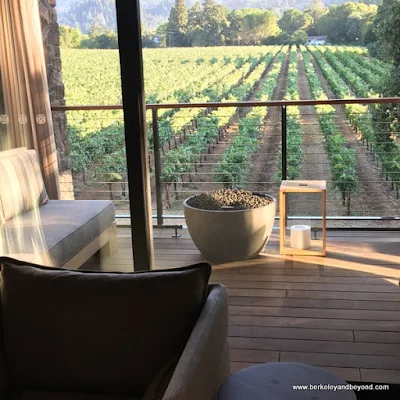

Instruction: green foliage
[291,29,308,44]
[58,0,383,48]
[160,46,283,187]
[58,0,382,34]
[227,9,280,46]
[167,0,189,46]
[68,123,125,174]
[96,149,127,183]
[305,0,327,36]
[215,49,287,187]
[365,1,400,194]
[60,25,82,48]
[64,46,283,194]
[317,2,378,44]
[301,46,358,199]
[368,0,400,65]
[80,23,118,49]
[277,47,302,181]
[174,2,280,47]
[69,127,92,173]
[278,9,313,35]
[309,44,399,191]
[63,43,396,206]
[199,4,229,46]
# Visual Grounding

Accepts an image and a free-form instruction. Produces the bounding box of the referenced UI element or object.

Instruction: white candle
[290,225,311,250]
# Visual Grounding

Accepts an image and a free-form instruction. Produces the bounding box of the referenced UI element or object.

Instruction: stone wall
[39,0,74,199]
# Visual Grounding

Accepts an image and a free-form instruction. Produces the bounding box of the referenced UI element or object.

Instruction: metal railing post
[281,105,287,180]
[152,108,164,226]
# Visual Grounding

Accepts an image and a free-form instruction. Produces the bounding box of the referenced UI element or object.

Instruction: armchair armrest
[162,284,230,400]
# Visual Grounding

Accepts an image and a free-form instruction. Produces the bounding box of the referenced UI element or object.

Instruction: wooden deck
[85,228,400,384]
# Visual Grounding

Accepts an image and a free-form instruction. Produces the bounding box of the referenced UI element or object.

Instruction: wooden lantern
[279,180,327,256]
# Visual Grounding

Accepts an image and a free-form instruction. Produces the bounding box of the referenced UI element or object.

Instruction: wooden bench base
[62,223,117,270]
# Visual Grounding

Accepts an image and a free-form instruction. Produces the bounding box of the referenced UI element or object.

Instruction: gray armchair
[161,285,230,400]
[0,258,230,400]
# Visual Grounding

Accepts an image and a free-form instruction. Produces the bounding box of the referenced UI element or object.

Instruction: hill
[56,0,380,32]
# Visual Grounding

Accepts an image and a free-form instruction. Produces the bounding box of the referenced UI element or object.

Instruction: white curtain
[0,0,60,199]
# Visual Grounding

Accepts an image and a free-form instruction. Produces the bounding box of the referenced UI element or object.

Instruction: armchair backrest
[0,258,211,397]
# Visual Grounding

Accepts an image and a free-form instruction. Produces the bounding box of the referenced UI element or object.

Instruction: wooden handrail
[51,97,400,112]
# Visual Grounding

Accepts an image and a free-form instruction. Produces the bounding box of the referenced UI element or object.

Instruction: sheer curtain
[0,0,60,199]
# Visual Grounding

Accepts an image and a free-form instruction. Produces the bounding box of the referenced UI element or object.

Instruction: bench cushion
[0,200,114,266]
[0,149,48,225]
[0,261,211,396]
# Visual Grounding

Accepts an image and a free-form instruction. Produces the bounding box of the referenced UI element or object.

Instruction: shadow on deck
[83,228,400,385]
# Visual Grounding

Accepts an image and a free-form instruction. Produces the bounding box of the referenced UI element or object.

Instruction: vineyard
[61,45,400,224]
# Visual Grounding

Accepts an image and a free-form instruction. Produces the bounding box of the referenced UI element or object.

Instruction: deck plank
[221,281,400,293]
[81,227,400,384]
[229,336,400,357]
[229,325,354,342]
[279,351,400,370]
[229,315,400,332]
[360,369,400,384]
[227,295,400,311]
[228,305,400,321]
[212,273,398,285]
[354,331,400,344]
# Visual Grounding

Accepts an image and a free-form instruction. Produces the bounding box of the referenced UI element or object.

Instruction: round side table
[218,363,357,400]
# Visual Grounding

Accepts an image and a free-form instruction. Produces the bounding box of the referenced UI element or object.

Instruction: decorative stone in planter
[184,189,276,264]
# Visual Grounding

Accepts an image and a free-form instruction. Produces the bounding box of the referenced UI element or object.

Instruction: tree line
[164,0,378,47]
[60,23,118,49]
[59,0,381,49]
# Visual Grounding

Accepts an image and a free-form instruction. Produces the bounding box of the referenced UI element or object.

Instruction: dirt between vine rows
[309,51,400,228]
[162,51,282,212]
[247,51,290,199]
[290,49,344,219]
[74,56,274,211]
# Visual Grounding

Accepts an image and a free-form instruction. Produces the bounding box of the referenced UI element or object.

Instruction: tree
[317,2,377,44]
[227,9,279,45]
[95,32,118,49]
[370,0,400,64]
[167,0,188,47]
[80,24,118,49]
[202,4,229,46]
[278,9,313,35]
[87,21,109,37]
[156,23,169,35]
[59,25,82,48]
[187,2,229,47]
[226,11,243,45]
[305,0,327,35]
[291,29,308,44]
[187,2,204,45]
[364,1,399,189]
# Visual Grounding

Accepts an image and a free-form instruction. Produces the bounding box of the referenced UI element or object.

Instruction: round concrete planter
[183,193,276,264]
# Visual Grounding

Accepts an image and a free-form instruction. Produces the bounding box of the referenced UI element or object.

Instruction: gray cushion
[218,362,356,400]
[0,259,211,397]
[0,200,114,266]
[9,391,140,400]
[0,148,48,225]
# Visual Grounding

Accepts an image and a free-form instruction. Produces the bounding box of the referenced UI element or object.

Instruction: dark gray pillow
[0,257,211,397]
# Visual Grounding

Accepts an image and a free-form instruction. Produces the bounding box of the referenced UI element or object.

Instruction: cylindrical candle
[290,225,311,250]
